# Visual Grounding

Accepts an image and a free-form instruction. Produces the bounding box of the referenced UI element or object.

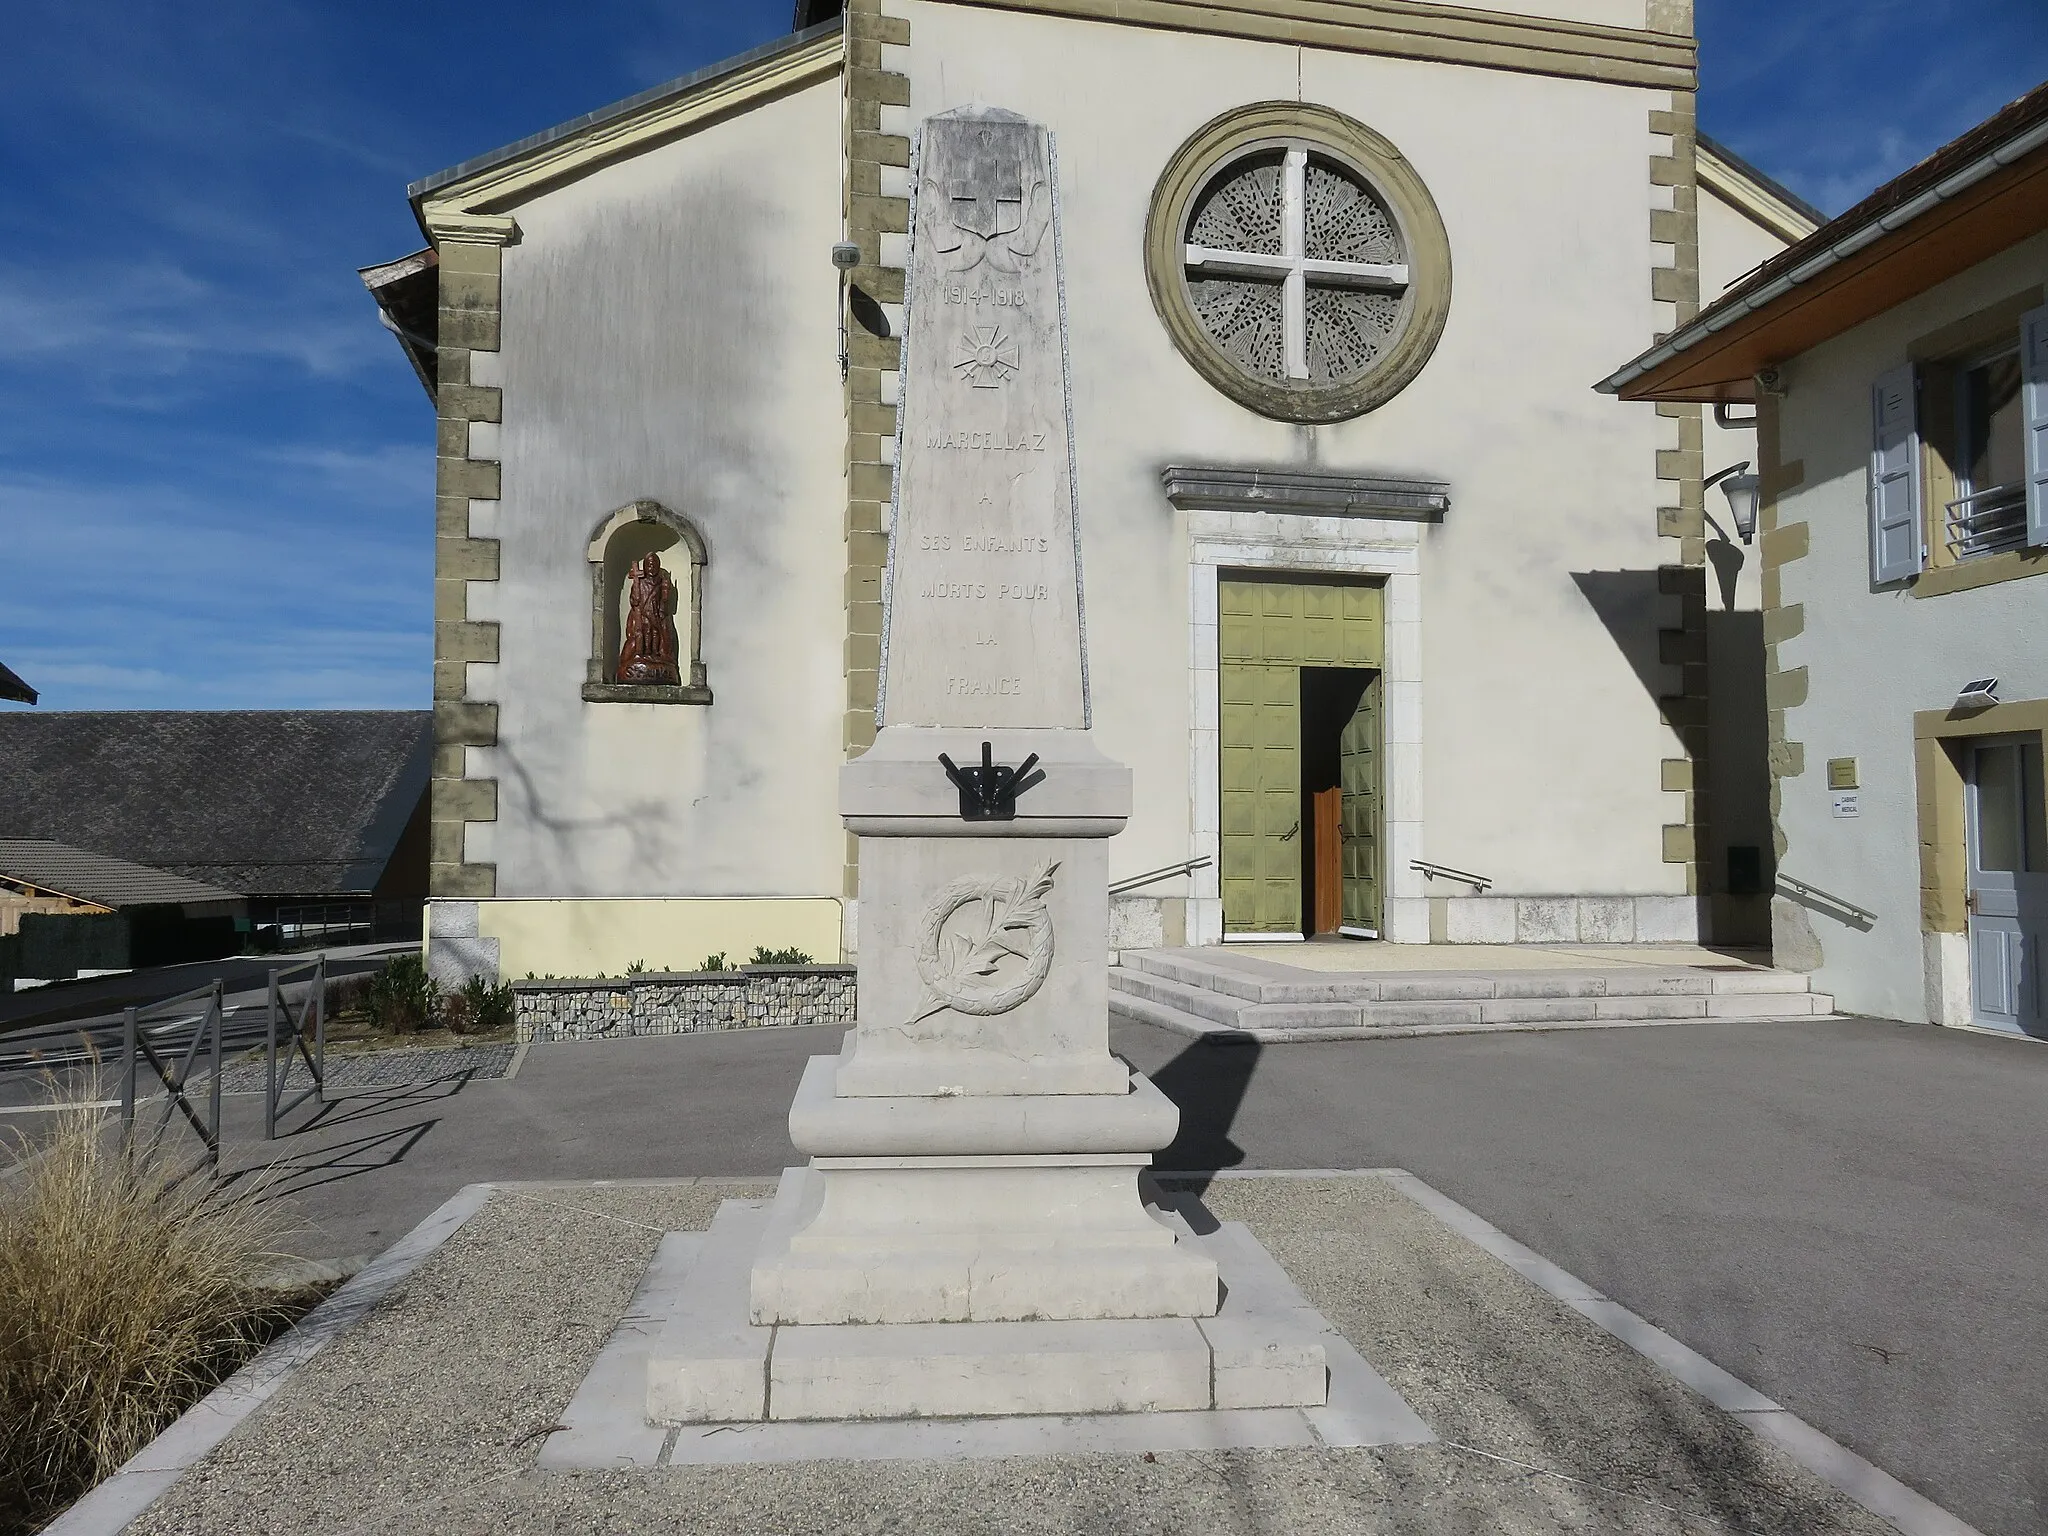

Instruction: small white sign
[1831,792,1861,819]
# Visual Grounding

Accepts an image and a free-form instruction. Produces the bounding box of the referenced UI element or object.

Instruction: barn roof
[0,711,431,898]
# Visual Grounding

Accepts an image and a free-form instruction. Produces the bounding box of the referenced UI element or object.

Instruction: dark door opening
[1300,667,1381,938]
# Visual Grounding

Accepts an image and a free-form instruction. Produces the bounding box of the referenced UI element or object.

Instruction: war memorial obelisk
[645,106,1326,1422]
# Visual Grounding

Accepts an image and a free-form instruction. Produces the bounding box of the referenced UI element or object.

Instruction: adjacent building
[1602,83,2048,1037]
[0,840,245,987]
[365,1,1810,983]
[0,711,432,947]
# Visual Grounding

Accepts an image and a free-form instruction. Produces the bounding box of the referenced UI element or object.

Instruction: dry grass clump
[0,1099,297,1535]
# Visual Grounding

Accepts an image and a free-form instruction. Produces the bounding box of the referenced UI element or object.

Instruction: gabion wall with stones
[514,966,857,1043]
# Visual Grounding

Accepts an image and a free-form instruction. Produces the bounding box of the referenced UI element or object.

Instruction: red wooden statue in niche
[616,551,681,685]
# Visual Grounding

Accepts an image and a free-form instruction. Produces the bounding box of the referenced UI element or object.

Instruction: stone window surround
[1898,282,2048,601]
[1183,504,1428,946]
[1144,101,1453,426]
[581,499,713,705]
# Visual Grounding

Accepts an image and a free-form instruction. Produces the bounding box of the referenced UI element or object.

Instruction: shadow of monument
[1145,1035,1262,1198]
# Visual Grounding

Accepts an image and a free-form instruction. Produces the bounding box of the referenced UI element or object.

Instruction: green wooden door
[1218,579,1383,937]
[1219,659,1301,935]
[1339,676,1382,933]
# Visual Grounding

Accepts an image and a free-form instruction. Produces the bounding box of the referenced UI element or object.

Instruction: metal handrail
[265,956,326,1140]
[1108,857,1214,896]
[1776,872,1879,926]
[120,979,224,1167]
[1409,859,1492,892]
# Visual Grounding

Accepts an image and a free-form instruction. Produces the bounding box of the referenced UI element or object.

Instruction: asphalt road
[13,1014,2038,1535]
[0,944,402,1034]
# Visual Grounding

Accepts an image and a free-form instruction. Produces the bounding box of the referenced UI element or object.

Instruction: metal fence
[119,980,225,1166]
[264,956,326,1139]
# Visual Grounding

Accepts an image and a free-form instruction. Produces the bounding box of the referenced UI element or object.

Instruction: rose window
[1183,145,1411,387]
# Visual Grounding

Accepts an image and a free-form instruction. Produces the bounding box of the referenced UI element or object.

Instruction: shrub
[363,953,437,1035]
[624,959,647,977]
[699,952,729,973]
[0,1097,295,1533]
[449,975,514,1036]
[325,970,374,1021]
[750,946,814,966]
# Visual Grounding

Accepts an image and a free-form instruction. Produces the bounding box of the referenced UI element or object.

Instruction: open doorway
[1301,667,1382,938]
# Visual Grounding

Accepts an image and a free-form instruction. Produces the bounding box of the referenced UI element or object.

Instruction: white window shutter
[1870,364,1923,583]
[2022,303,2048,548]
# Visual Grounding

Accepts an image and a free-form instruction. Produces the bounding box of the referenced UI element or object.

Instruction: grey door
[1965,736,2048,1037]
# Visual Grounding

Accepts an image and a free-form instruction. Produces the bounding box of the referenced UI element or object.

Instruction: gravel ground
[127,1177,1903,1536]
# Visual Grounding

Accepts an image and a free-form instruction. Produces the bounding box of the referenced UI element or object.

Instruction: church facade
[363,0,1812,984]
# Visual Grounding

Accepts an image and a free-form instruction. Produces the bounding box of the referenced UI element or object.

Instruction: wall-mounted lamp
[832,241,862,380]
[1703,461,1761,545]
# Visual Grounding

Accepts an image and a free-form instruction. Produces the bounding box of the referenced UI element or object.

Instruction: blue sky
[1,1,2041,712]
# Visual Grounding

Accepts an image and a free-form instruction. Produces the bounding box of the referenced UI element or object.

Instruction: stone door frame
[1185,508,1425,945]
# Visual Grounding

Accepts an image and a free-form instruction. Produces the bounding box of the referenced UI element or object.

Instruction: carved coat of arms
[927,124,1051,275]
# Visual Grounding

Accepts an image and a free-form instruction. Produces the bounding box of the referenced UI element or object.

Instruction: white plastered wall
[1773,230,2048,1021]
[896,1,1687,938]
[466,79,849,925]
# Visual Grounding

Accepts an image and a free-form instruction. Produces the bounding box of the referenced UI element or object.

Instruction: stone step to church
[1108,968,1366,1031]
[1122,947,1818,1003]
[1108,953,1834,1043]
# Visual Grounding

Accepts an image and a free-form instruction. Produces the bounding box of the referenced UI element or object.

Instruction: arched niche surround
[580,500,712,704]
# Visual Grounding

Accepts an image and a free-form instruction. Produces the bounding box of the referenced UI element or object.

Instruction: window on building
[1945,343,2028,561]
[1144,103,1452,424]
[1868,300,2048,584]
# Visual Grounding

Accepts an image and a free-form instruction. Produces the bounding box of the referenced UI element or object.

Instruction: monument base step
[750,1147,1220,1324]
[645,1185,1343,1425]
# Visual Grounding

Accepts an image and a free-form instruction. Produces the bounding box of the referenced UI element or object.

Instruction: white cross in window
[1184,146,1410,381]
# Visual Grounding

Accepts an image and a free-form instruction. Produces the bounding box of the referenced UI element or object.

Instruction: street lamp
[1703,461,1760,545]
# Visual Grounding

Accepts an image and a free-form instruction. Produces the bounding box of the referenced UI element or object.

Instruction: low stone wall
[514,965,856,1043]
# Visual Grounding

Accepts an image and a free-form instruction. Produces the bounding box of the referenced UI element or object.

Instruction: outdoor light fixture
[1955,677,2000,711]
[1703,461,1761,545]
[832,241,862,380]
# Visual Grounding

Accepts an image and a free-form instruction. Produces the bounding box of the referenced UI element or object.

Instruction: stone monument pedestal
[639,105,1326,1429]
[751,1054,1218,1326]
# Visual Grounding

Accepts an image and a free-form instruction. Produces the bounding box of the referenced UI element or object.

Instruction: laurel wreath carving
[911,860,1060,1022]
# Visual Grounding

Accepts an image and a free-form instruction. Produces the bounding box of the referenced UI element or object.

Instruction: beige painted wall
[1773,230,2048,1021]
[900,1,1687,910]
[478,897,843,978]
[470,78,850,902]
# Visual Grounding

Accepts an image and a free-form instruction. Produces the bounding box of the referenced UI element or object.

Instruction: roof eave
[408,19,844,227]
[1601,107,2048,403]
